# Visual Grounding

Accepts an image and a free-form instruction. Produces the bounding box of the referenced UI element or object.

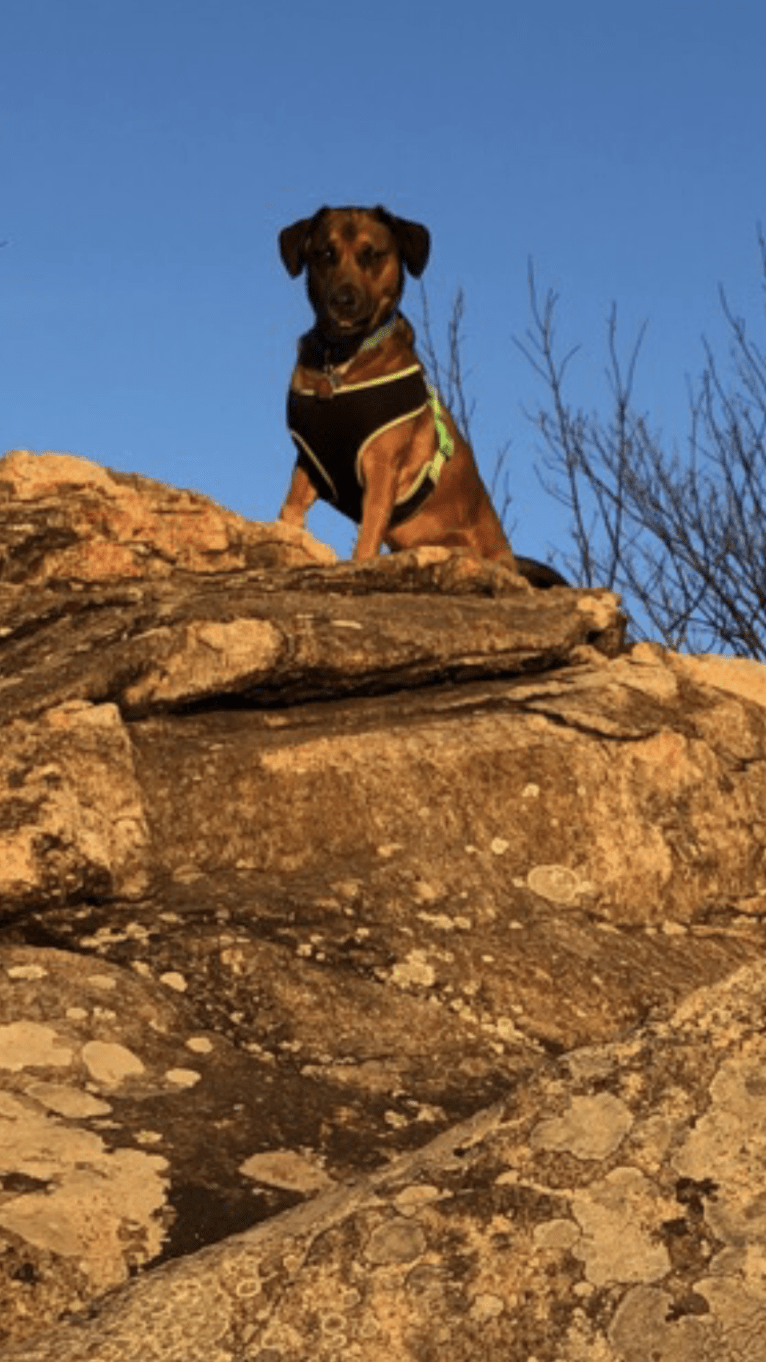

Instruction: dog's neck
[303,310,402,371]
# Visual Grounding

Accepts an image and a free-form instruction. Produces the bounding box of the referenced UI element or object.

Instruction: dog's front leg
[355,442,400,561]
[280,462,317,528]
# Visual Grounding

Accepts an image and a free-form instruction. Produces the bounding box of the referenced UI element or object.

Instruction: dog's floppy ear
[278,208,328,278]
[374,207,431,278]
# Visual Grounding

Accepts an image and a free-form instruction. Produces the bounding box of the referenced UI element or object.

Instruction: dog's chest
[287,367,429,522]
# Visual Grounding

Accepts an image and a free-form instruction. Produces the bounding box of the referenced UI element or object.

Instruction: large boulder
[2,452,765,1359]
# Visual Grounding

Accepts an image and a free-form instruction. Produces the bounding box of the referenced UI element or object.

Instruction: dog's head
[279,206,430,343]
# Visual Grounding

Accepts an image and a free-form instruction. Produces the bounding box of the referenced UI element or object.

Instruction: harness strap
[425,383,454,479]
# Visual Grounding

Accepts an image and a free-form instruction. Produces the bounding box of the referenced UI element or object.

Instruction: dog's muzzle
[327,281,368,323]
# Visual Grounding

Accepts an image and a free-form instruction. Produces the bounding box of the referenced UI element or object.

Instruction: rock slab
[1,452,766,1359]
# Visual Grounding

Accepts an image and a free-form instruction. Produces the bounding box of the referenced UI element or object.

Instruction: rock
[6,962,766,1360]
[2,452,766,1358]
[0,448,337,582]
[0,702,150,906]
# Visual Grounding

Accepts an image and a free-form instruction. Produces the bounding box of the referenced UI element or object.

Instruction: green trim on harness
[425,383,454,481]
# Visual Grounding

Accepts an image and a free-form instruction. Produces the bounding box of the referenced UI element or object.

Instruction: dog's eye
[315,246,336,265]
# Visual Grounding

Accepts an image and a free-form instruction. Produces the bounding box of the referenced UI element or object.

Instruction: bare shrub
[516,233,766,655]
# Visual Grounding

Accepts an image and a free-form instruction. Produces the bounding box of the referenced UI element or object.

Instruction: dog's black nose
[330,283,364,316]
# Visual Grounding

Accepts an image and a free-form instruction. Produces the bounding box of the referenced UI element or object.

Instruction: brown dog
[278,206,518,567]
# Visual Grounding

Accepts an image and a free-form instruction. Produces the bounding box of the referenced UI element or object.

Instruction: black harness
[287,365,436,528]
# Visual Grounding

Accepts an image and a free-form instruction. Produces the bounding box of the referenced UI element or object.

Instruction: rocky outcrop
[2,450,766,1359]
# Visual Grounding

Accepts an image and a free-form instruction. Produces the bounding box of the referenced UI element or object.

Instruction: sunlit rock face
[2,451,766,1361]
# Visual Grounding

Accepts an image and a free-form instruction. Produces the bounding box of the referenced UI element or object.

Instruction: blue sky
[3,0,765,569]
